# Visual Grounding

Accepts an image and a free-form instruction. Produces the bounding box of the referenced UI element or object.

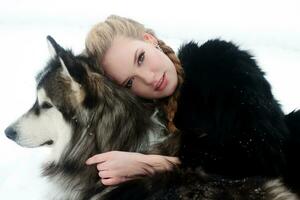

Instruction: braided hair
[157,39,184,133]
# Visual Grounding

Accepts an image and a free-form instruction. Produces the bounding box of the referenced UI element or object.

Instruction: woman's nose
[135,69,155,85]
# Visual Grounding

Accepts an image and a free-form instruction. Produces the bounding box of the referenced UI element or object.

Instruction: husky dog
[4,36,298,200]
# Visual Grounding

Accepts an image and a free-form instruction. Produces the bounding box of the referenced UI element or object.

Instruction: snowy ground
[0,0,299,199]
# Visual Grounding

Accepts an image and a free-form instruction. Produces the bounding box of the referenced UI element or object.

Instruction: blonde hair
[85,15,184,133]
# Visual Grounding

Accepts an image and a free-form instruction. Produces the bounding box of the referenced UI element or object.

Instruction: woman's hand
[86,151,180,186]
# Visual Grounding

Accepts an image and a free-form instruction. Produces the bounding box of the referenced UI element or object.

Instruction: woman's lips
[155,73,168,91]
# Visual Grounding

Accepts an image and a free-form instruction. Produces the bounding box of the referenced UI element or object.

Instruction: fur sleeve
[175,39,289,176]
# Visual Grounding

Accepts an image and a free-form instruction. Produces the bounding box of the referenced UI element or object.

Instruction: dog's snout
[5,126,17,141]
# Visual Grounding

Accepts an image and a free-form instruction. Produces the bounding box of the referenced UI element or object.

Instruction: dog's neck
[71,109,98,137]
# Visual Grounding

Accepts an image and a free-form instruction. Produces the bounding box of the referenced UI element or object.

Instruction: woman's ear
[143,33,158,44]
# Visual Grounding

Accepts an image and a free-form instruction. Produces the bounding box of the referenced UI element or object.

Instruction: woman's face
[102,35,178,99]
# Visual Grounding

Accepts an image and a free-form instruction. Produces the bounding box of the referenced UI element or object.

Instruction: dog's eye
[41,102,53,109]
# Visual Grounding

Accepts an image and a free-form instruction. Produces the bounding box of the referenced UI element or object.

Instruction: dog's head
[4,36,103,155]
[5,36,162,165]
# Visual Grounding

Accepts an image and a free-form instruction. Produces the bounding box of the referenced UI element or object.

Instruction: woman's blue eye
[125,78,133,89]
[137,51,145,66]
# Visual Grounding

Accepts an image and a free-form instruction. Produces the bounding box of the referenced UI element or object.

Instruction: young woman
[84,15,300,188]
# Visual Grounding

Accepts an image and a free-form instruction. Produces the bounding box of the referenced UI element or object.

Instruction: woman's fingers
[86,155,105,165]
[96,163,110,171]
[101,177,133,186]
[86,151,114,165]
[98,170,114,179]
[101,177,122,186]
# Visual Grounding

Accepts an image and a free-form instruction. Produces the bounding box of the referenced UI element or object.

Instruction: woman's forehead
[102,37,138,82]
[105,37,137,63]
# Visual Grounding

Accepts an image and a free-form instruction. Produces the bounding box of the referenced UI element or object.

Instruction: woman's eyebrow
[134,49,138,65]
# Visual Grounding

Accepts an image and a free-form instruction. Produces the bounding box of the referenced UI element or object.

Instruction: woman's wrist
[141,154,180,172]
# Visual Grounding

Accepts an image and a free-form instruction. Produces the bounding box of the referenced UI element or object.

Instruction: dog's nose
[5,126,17,141]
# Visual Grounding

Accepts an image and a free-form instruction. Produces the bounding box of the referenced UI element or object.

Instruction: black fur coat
[174,39,300,189]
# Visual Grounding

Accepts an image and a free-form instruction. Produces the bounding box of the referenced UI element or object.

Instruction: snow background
[0,0,299,199]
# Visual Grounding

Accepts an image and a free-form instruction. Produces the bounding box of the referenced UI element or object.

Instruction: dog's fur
[4,36,299,200]
[175,40,300,194]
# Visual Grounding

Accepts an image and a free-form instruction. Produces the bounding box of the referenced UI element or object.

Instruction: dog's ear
[58,56,75,82]
[47,35,65,59]
[46,35,87,83]
[59,52,88,85]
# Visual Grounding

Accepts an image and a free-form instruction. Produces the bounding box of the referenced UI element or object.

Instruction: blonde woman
[85,15,300,190]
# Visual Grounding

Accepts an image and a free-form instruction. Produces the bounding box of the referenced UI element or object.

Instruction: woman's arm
[86,151,180,185]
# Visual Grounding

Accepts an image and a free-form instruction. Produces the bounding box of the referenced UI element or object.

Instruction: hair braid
[157,39,184,134]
